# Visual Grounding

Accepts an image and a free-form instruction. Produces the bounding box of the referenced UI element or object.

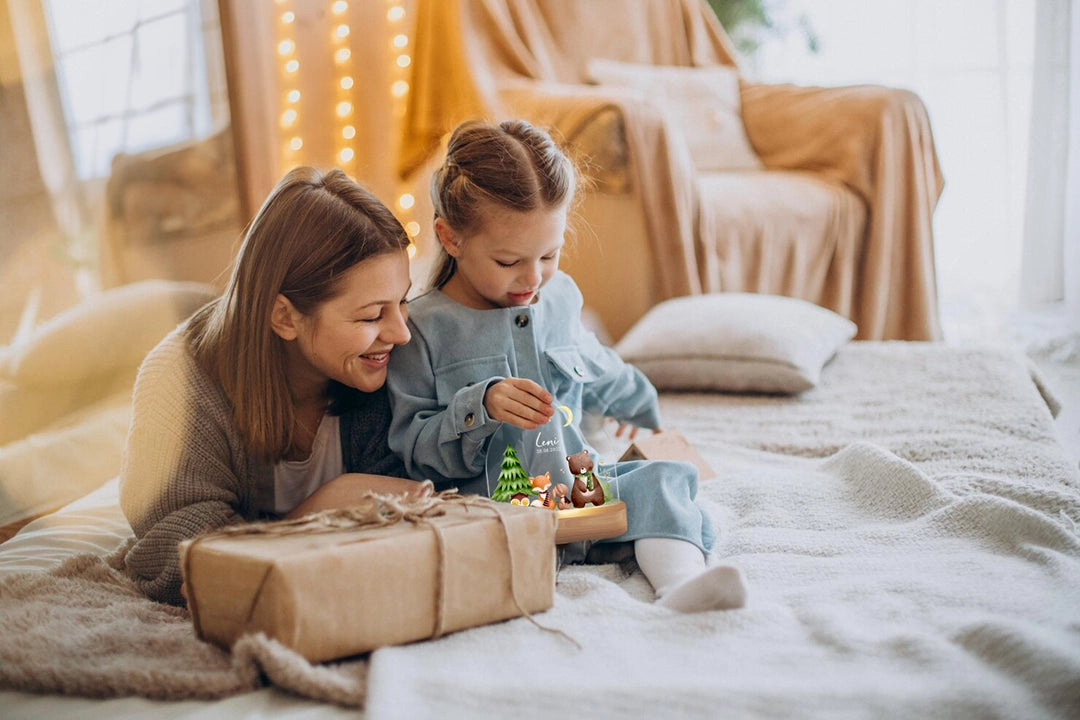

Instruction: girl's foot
[655,564,747,613]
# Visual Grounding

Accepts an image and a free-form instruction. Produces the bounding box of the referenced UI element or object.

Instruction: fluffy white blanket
[1,343,1077,718]
[366,440,1080,718]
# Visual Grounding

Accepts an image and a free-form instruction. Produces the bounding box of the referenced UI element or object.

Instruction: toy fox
[529,473,557,510]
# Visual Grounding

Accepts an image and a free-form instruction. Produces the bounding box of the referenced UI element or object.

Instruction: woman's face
[284,250,412,394]
[439,201,566,310]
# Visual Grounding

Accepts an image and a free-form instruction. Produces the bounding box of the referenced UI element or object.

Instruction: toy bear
[567,450,605,508]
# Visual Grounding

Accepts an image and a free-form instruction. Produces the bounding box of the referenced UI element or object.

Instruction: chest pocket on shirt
[434,355,512,406]
[545,347,598,396]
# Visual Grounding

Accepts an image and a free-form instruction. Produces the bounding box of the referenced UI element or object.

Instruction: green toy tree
[491,444,535,502]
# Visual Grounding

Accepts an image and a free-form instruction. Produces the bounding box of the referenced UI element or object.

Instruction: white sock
[634,537,747,613]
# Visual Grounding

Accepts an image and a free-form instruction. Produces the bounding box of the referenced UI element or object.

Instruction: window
[42,0,223,179]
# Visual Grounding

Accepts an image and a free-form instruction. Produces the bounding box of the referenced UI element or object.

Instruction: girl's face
[278,250,412,395]
[439,201,566,310]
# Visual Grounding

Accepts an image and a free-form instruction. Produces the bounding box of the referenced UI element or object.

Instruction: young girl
[387,120,747,613]
[121,167,429,606]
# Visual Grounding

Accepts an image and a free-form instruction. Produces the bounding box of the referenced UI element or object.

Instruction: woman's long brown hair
[187,167,409,463]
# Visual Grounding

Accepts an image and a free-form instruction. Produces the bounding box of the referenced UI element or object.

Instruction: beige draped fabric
[400,0,944,341]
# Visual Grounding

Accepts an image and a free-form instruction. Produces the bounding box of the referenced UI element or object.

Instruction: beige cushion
[1,280,217,389]
[585,59,762,172]
[614,293,856,394]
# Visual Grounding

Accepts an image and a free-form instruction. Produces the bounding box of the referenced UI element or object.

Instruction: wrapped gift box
[180,496,557,663]
[619,430,716,481]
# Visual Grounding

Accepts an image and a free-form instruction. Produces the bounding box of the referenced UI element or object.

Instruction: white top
[269,414,343,515]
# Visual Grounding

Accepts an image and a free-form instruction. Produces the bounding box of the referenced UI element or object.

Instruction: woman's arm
[284,473,432,518]
[120,334,247,606]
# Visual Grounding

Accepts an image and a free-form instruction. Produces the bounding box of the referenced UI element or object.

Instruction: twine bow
[182,486,579,653]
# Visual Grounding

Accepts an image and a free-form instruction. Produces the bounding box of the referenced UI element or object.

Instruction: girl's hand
[484,377,554,430]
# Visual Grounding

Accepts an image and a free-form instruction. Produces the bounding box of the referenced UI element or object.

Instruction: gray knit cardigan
[119,328,407,606]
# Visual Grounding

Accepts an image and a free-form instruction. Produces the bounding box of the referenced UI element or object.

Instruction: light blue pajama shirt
[386,271,714,553]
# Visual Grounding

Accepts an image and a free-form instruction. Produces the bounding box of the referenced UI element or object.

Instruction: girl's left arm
[577,328,662,430]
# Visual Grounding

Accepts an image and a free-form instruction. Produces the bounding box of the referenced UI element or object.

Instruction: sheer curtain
[751,0,1076,344]
[6,0,227,292]
[1021,0,1078,332]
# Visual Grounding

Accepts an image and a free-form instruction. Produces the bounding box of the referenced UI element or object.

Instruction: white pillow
[614,294,857,394]
[2,280,217,388]
[585,59,762,172]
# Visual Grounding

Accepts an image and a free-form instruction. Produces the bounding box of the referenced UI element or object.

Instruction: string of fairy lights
[275,0,420,258]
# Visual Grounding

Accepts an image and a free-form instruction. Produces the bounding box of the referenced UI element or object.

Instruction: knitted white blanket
[366,440,1080,719]
[1,343,1077,718]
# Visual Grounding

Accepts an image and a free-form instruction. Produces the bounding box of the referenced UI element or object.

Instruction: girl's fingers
[500,396,552,428]
[506,377,554,406]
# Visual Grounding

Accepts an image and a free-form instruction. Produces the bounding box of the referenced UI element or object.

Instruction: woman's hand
[285,474,432,518]
[483,377,554,430]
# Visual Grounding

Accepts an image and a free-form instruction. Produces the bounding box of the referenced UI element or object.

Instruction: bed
[1,287,1078,719]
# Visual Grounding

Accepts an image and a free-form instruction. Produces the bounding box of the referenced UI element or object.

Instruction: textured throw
[366,440,1080,718]
[1,343,1078,717]
[0,542,366,707]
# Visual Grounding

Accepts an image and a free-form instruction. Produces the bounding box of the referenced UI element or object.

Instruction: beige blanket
[400,0,944,341]
[0,542,366,707]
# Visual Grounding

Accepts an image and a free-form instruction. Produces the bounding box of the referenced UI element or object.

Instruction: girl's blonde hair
[428,119,579,289]
[187,166,409,463]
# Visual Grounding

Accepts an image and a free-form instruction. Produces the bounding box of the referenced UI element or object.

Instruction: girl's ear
[433,217,461,258]
[270,294,301,341]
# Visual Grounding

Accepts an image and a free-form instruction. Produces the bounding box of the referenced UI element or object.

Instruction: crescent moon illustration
[557,405,574,427]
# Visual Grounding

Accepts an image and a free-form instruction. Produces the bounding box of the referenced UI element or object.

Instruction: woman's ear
[270,294,300,341]
[433,217,461,258]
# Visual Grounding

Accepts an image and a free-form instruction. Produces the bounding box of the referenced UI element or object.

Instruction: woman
[120,167,426,606]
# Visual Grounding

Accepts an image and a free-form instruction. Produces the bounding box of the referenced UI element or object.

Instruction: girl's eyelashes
[495,260,517,268]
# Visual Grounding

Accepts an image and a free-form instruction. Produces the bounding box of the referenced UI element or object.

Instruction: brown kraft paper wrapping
[179,494,557,663]
[619,430,716,481]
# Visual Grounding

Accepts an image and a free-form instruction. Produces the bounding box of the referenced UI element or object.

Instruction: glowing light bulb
[340,76,354,90]
[334,48,351,63]
[332,0,348,14]
[392,34,408,48]
[285,59,300,73]
[339,148,355,163]
[278,39,294,55]
[280,108,297,127]
[336,101,352,117]
[335,24,350,39]
[391,80,409,98]
[287,89,301,103]
[342,125,356,139]
[289,137,303,151]
[406,222,420,237]
[281,11,295,23]
[398,193,415,210]
[396,54,411,68]
[388,6,405,22]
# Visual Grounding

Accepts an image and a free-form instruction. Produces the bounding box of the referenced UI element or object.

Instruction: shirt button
[515,313,529,328]
[573,365,585,377]
[464,413,475,427]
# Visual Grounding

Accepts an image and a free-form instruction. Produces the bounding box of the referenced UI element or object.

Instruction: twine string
[184,486,579,650]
